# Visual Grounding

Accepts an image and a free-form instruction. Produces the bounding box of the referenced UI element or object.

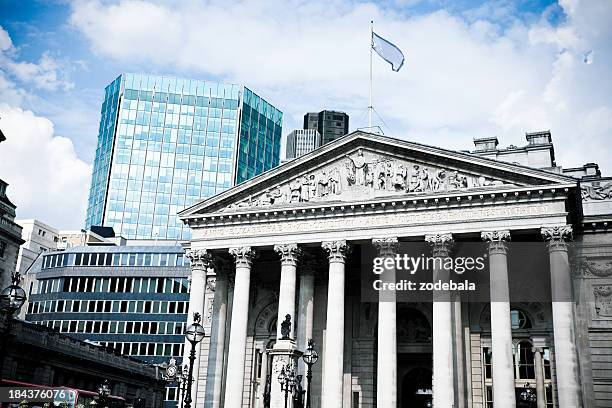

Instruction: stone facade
[179,131,612,408]
[0,179,25,289]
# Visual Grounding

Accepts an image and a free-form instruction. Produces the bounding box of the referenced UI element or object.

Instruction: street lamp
[277,365,297,408]
[0,272,27,316]
[97,380,111,408]
[179,365,189,408]
[520,382,537,407]
[0,271,27,380]
[301,339,319,408]
[183,312,205,408]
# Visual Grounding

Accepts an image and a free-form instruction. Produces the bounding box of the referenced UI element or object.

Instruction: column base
[269,340,304,408]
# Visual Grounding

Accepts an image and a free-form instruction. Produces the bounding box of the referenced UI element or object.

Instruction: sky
[0,0,610,230]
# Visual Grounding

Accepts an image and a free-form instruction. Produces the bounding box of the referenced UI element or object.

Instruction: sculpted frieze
[223,149,510,211]
[594,285,612,317]
[581,180,612,201]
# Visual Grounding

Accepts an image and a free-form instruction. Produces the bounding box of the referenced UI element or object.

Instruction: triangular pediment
[179,131,576,217]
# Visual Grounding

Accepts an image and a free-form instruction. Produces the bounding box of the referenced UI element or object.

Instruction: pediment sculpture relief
[224,149,509,211]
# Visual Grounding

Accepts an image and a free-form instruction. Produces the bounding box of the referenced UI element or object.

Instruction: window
[511,309,532,329]
[515,340,535,379]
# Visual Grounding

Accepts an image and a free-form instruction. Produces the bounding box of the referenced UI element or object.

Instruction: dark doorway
[400,366,432,408]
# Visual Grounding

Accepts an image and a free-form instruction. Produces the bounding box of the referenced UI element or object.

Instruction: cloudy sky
[0,0,610,229]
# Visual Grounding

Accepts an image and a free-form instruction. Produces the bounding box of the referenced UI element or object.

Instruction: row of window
[28,299,189,315]
[101,340,184,358]
[42,252,190,269]
[31,318,187,336]
[37,277,190,295]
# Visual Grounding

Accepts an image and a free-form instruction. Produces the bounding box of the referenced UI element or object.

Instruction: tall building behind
[303,110,349,145]
[85,73,283,240]
[285,129,322,159]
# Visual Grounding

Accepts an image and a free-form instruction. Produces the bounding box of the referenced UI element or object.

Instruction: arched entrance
[401,367,433,408]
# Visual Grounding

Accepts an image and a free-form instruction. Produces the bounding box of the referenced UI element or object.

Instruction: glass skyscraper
[85,73,283,240]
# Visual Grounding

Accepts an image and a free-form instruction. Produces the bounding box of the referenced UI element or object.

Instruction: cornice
[184,184,574,228]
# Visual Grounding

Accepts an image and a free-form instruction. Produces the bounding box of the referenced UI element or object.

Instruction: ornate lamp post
[0,271,27,379]
[301,339,319,408]
[277,365,296,408]
[520,382,537,407]
[183,312,205,408]
[96,380,111,408]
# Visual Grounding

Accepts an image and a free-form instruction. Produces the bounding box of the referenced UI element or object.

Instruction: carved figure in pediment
[317,172,330,196]
[409,164,420,192]
[429,169,446,191]
[329,168,340,195]
[346,149,368,185]
[300,176,310,201]
[345,161,356,186]
[308,174,317,199]
[259,189,274,206]
[289,179,302,203]
[374,161,387,190]
[393,163,407,190]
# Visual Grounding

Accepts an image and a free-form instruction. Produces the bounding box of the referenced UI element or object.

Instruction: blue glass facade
[85,74,283,240]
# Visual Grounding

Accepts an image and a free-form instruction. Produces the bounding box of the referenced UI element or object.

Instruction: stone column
[184,248,213,405]
[541,226,581,408]
[297,253,316,360]
[274,244,301,339]
[372,237,399,408]
[426,233,456,408]
[321,240,351,408]
[482,230,515,408]
[204,258,231,408]
[270,244,302,408]
[533,347,546,408]
[224,246,256,408]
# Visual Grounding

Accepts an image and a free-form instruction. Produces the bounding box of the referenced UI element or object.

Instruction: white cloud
[68,0,612,172]
[0,105,92,229]
[0,26,90,229]
[0,25,74,91]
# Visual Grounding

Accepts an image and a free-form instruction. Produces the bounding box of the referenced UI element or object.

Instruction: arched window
[515,340,535,379]
[510,309,532,329]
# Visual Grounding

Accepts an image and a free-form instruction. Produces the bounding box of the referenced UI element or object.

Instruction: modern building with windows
[285,129,322,160]
[22,243,192,407]
[303,110,349,145]
[85,73,283,240]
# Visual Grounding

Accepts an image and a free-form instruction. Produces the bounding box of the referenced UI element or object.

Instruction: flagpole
[369,20,373,129]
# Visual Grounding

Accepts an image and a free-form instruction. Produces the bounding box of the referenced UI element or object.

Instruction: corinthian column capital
[425,233,454,258]
[372,237,399,257]
[274,243,302,266]
[185,248,213,270]
[481,230,511,255]
[322,240,351,263]
[229,246,256,268]
[541,226,573,251]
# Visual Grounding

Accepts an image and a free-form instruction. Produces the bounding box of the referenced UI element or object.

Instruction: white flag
[372,31,405,72]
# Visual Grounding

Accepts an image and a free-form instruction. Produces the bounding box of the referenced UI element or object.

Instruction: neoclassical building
[178,131,612,408]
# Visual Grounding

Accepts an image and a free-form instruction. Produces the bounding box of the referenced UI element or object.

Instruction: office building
[285,129,322,159]
[15,220,120,274]
[85,73,283,240]
[23,242,192,406]
[303,110,349,145]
